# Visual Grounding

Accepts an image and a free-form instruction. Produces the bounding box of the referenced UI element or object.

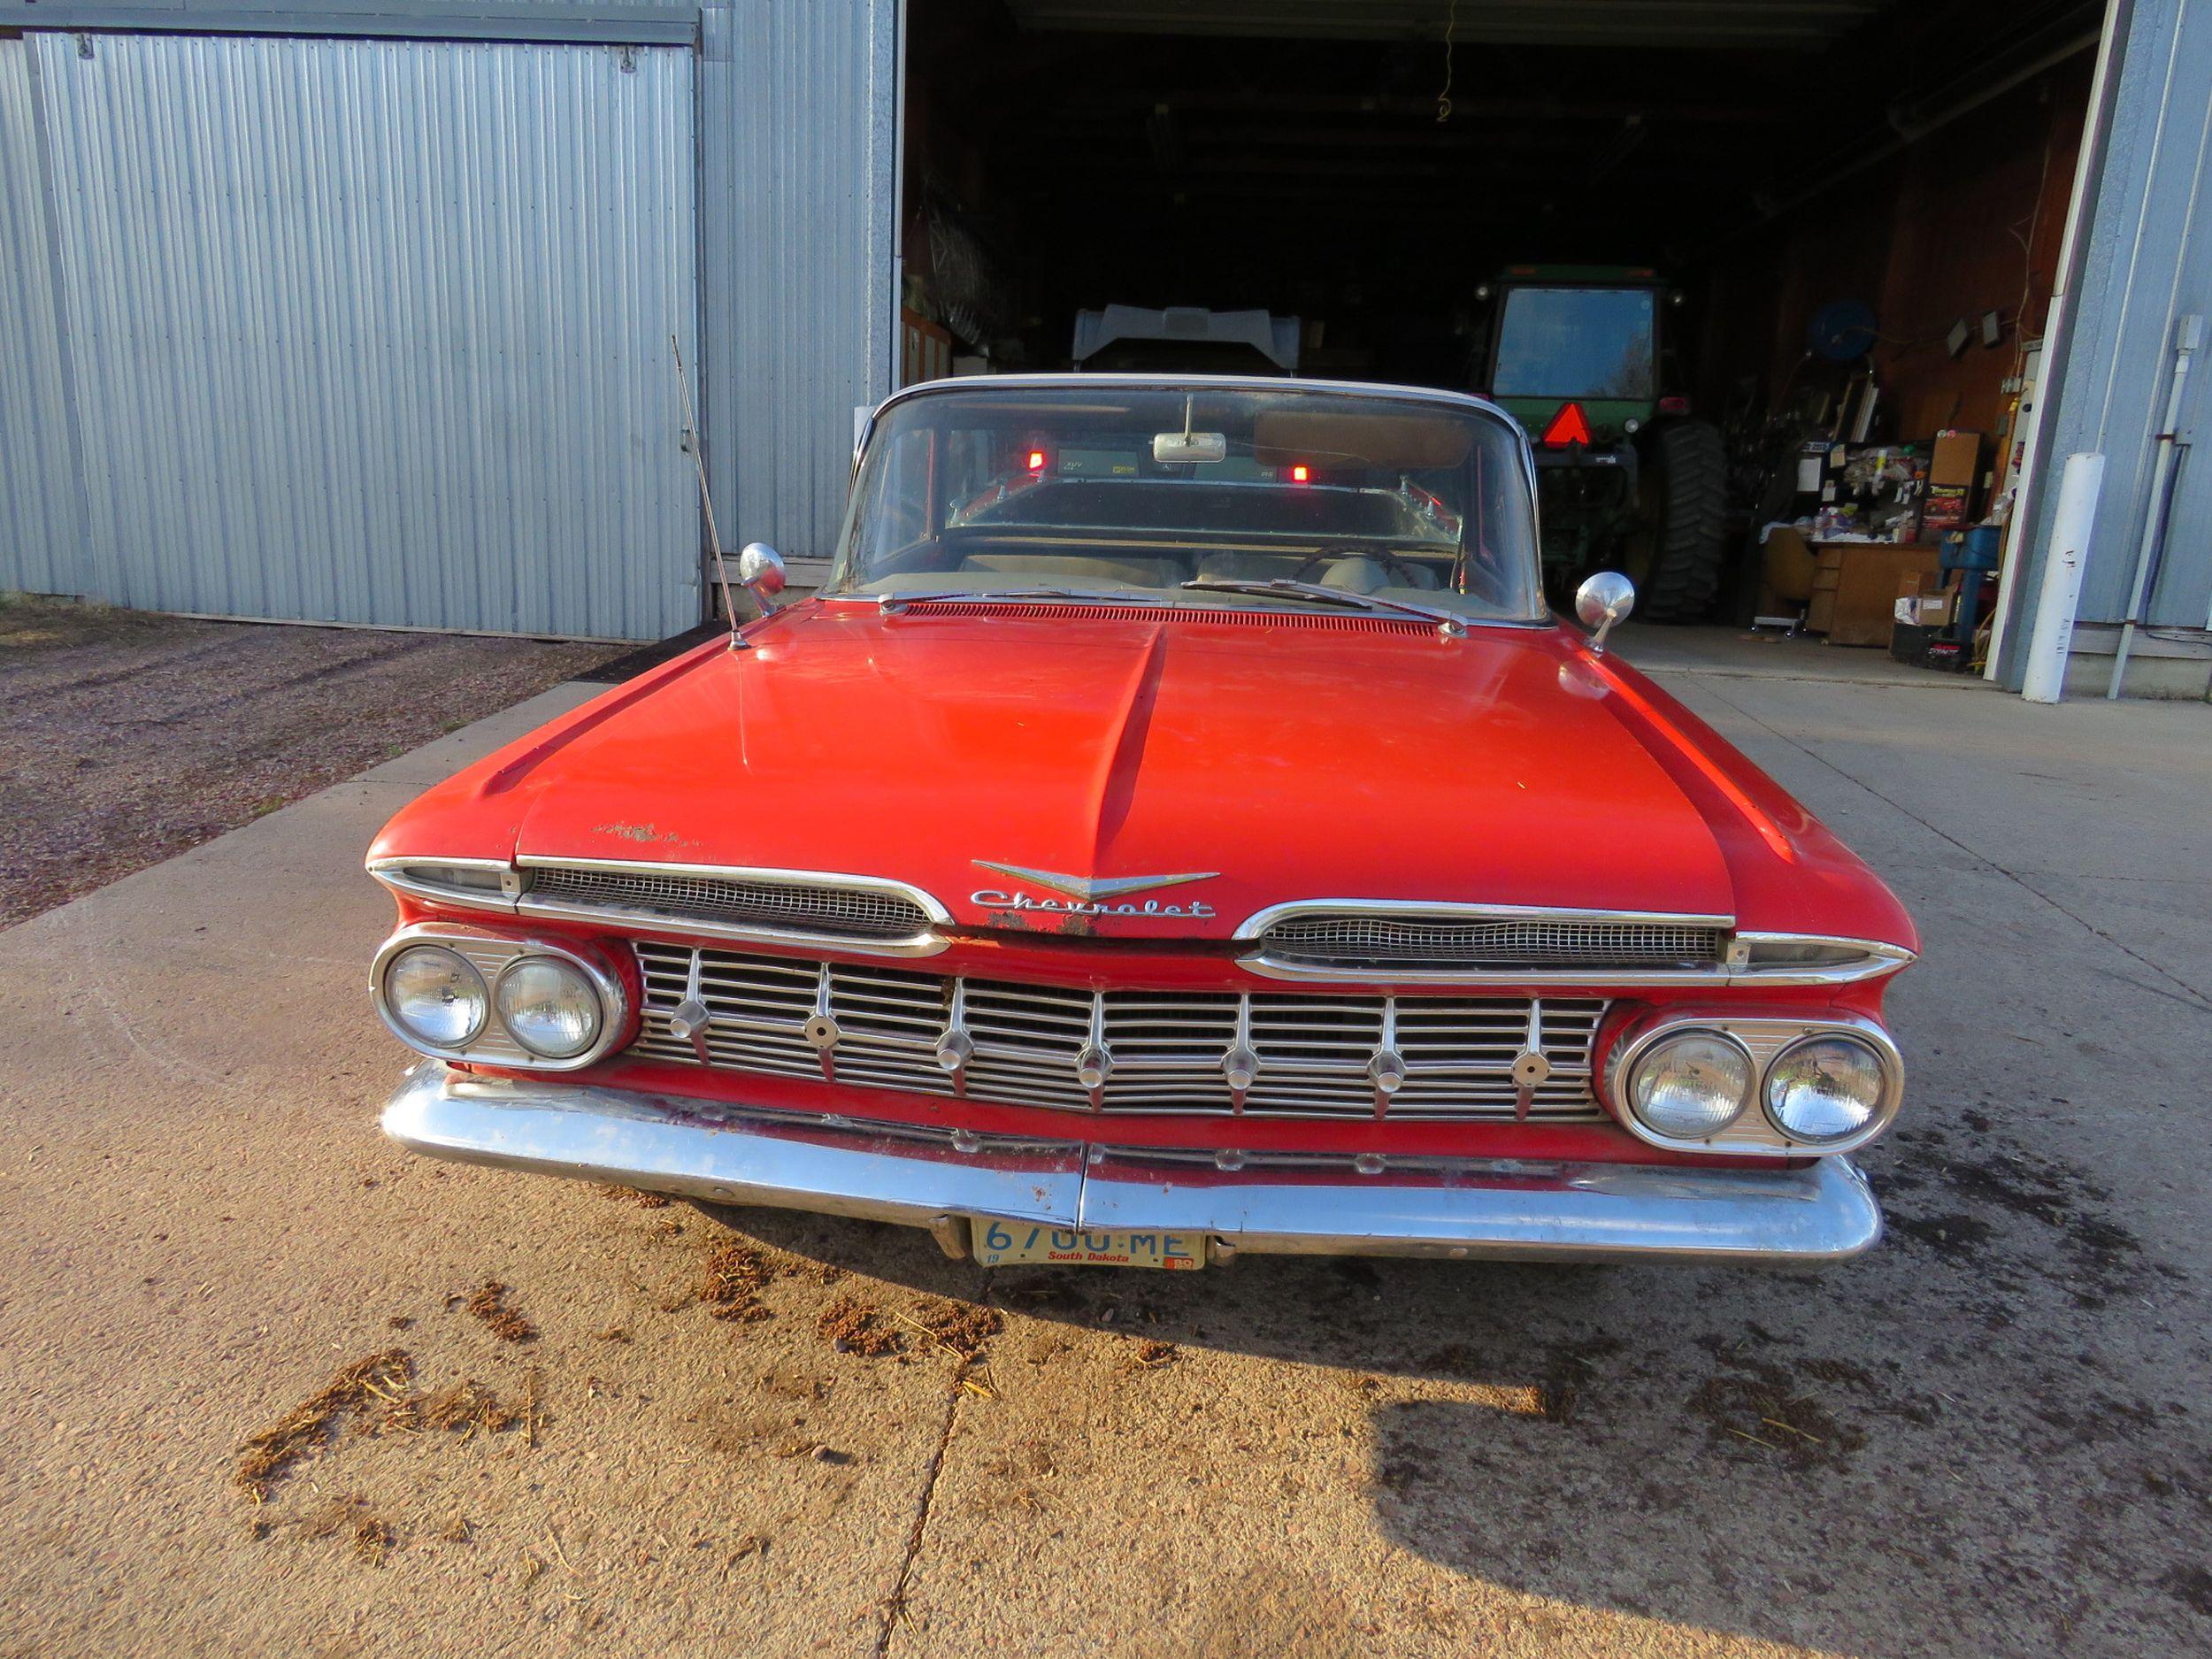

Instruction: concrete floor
[1615,624,1999,689]
[3,638,2208,1658]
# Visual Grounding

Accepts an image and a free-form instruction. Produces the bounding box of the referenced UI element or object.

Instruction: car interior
[839,395,1540,615]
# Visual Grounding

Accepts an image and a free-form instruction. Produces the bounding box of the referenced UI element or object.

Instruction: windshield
[827,382,1543,622]
[1493,288,1657,400]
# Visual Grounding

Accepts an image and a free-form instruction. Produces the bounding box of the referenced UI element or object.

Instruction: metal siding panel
[2132,4,2212,628]
[2029,0,2212,630]
[705,0,897,564]
[0,3,703,37]
[30,32,697,639]
[0,38,91,597]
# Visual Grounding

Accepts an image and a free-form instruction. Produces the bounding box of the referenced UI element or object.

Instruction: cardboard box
[1929,430,1982,488]
[1893,569,1959,627]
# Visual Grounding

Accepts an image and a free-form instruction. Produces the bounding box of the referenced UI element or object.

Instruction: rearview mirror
[1152,430,1227,465]
[1574,571,1635,653]
[737,541,787,610]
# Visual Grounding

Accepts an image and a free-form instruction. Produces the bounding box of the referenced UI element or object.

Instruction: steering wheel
[1293,548,1431,589]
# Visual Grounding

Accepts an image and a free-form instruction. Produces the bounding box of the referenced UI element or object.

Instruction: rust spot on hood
[985,905,1095,937]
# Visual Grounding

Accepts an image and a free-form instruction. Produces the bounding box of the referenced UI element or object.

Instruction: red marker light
[1539,402,1593,447]
[1026,449,1048,472]
[1289,463,1310,483]
[1657,396,1691,417]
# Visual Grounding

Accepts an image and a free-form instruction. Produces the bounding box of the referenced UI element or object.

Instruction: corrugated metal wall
[0,37,91,597]
[700,0,902,565]
[5,31,702,640]
[2005,0,2212,670]
[2048,0,2212,628]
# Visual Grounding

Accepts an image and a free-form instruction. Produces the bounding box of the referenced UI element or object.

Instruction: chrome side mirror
[1574,571,1635,654]
[736,541,787,611]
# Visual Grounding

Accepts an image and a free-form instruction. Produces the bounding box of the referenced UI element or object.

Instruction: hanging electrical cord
[1436,0,1458,123]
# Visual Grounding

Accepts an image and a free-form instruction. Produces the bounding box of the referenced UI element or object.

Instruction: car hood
[404,601,1892,943]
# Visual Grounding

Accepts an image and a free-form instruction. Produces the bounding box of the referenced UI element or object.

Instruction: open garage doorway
[899,0,2102,625]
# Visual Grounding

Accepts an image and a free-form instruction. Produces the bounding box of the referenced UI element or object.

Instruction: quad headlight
[373,927,621,1068]
[1763,1033,1887,1145]
[1614,1018,1901,1153]
[382,944,488,1047]
[495,955,604,1059]
[1626,1029,1753,1140]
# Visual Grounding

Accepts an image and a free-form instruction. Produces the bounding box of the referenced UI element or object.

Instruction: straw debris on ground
[234,1349,412,1500]
[818,1296,902,1356]
[908,1299,1004,1358]
[353,1516,396,1565]
[597,1184,672,1209]
[465,1280,537,1342]
[700,1243,775,1323]
[377,1379,522,1439]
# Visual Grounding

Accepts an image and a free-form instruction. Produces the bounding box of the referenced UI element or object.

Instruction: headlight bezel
[1606,1013,1902,1156]
[371,923,628,1071]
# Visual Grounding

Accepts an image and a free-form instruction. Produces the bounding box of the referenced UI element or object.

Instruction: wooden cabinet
[1807,541,1943,647]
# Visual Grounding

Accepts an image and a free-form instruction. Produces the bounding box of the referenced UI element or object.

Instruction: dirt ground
[0,599,611,926]
[0,640,2208,1657]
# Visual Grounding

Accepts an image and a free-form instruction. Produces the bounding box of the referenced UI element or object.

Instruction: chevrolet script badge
[969,862,1218,918]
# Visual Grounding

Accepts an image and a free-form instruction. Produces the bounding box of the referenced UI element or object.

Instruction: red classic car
[369,376,1914,1269]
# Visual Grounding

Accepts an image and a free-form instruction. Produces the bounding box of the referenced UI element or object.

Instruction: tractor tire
[1635,419,1729,622]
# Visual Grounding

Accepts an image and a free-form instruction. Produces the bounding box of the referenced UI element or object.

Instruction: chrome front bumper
[380,1061,1883,1266]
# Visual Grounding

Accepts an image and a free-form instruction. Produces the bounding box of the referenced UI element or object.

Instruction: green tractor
[1476,265,1728,620]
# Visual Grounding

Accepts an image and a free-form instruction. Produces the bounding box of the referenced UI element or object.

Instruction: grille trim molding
[514,857,950,957]
[629,941,1609,1124]
[1237,898,1738,985]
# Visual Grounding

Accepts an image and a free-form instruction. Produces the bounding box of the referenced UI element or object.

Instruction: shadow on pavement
[699,1163,2207,1659]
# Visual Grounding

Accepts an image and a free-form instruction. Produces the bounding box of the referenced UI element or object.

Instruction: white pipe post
[2022,452,2105,703]
[2109,314,2200,696]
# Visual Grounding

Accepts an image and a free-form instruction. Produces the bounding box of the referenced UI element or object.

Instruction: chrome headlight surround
[1604,1013,1903,1157]
[1725,933,1916,985]
[371,922,628,1071]
[366,856,522,911]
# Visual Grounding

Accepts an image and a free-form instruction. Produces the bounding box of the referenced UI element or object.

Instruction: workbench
[1806,540,1944,647]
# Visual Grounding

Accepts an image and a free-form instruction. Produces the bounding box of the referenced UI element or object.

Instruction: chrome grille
[521,864,934,942]
[1254,912,1727,972]
[629,942,1606,1123]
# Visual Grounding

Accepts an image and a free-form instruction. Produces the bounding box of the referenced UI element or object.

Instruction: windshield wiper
[947,588,1168,606]
[1179,577,1468,638]
[825,587,1168,611]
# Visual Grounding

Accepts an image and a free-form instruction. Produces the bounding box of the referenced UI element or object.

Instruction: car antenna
[669,334,749,651]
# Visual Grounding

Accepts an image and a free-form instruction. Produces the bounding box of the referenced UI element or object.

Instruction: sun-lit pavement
[2,639,2208,1658]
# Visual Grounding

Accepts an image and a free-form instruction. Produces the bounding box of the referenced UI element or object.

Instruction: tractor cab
[1475,265,1724,620]
[1483,266,1677,457]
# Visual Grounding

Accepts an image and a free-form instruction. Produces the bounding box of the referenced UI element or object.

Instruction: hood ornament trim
[972,862,1217,902]
[970,862,1219,920]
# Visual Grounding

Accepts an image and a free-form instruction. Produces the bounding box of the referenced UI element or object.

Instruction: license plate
[971,1220,1206,1270]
